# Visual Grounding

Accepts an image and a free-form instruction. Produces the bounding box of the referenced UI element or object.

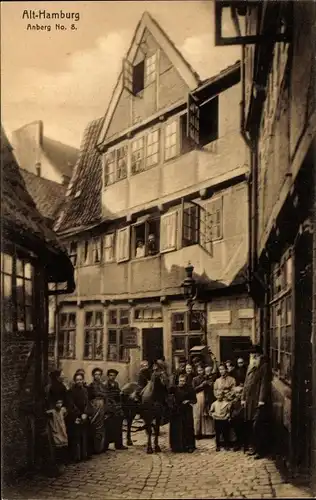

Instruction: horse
[121,372,169,454]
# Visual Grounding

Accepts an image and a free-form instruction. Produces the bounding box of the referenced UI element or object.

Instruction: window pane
[135,309,143,320]
[171,313,185,332]
[60,313,67,328]
[85,311,93,327]
[84,331,93,359]
[108,329,117,343]
[95,330,103,360]
[120,309,129,325]
[172,336,185,351]
[25,306,33,331]
[3,273,12,298]
[108,310,117,325]
[16,278,24,305]
[2,253,13,274]
[24,263,32,279]
[69,313,76,327]
[67,331,75,358]
[108,343,118,361]
[189,312,203,331]
[25,280,33,306]
[95,311,103,326]
[16,259,24,277]
[188,335,202,350]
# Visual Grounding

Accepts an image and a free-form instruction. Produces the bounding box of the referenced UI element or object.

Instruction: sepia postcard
[1,1,315,499]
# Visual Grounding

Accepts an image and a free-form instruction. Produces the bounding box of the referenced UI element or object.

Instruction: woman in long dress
[193,365,214,438]
[169,374,196,453]
[88,368,107,454]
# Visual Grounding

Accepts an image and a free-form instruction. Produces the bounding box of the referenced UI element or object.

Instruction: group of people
[167,344,271,458]
[44,343,272,473]
[45,367,127,471]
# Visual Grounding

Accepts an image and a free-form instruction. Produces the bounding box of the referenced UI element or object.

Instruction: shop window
[92,237,102,264]
[134,307,162,321]
[269,251,293,384]
[107,308,129,362]
[164,120,178,161]
[104,234,115,263]
[171,311,204,363]
[133,218,160,258]
[58,312,76,359]
[84,310,103,360]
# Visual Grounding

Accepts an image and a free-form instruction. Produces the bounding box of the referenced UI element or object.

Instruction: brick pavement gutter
[2,427,314,500]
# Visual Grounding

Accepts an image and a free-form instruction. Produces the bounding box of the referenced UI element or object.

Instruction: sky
[1,0,240,149]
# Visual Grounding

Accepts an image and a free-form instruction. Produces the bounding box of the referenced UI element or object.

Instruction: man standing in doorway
[242,344,272,459]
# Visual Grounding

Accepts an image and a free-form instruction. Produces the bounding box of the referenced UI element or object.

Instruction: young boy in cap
[104,369,128,451]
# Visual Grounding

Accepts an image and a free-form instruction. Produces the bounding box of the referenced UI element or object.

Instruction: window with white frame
[104,146,128,186]
[269,251,293,385]
[92,237,102,263]
[160,211,178,253]
[104,151,115,186]
[145,53,157,86]
[116,227,130,263]
[107,309,129,362]
[84,310,104,360]
[58,312,76,359]
[146,130,160,168]
[104,234,115,263]
[131,137,145,174]
[133,218,160,258]
[171,311,204,365]
[134,307,162,321]
[164,120,178,160]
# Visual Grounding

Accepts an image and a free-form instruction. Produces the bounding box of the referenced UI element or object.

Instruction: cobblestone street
[3,427,314,500]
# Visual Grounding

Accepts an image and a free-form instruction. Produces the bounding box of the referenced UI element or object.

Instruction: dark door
[142,328,163,366]
[219,336,252,365]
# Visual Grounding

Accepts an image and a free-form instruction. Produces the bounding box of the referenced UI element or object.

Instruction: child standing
[209,391,231,451]
[46,399,68,467]
[230,385,245,451]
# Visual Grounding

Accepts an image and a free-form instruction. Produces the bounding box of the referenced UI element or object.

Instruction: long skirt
[193,391,214,437]
[170,405,196,452]
[69,422,90,462]
[90,399,106,454]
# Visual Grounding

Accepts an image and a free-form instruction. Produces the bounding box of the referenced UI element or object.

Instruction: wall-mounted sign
[238,308,255,319]
[121,327,139,348]
[208,310,231,325]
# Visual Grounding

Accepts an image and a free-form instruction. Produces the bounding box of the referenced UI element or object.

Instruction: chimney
[35,162,41,177]
[62,174,70,186]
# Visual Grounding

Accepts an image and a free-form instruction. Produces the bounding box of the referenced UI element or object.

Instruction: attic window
[145,53,157,85]
[123,58,146,96]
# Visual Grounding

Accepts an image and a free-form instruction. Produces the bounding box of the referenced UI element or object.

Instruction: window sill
[104,176,128,188]
[134,318,163,322]
[106,359,129,364]
[132,254,160,262]
[131,162,159,176]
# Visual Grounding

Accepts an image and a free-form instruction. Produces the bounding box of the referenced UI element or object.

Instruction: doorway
[219,336,252,364]
[142,328,164,366]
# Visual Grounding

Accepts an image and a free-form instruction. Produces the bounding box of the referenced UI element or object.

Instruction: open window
[133,217,160,259]
[69,241,78,266]
[187,94,219,146]
[123,58,145,96]
[92,237,102,264]
[116,226,130,263]
[182,202,200,247]
[160,211,178,253]
[200,196,223,253]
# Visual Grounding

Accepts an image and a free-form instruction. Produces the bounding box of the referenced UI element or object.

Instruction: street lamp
[182,262,198,311]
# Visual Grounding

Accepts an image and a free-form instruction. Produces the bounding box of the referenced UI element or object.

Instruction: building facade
[1,126,74,481]
[54,12,254,386]
[214,0,316,490]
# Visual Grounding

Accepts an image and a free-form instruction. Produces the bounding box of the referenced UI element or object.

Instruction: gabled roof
[19,168,67,222]
[54,118,104,234]
[41,135,78,179]
[97,11,201,147]
[1,125,74,286]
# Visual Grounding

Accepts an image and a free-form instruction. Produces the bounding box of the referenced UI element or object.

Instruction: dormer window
[123,52,157,96]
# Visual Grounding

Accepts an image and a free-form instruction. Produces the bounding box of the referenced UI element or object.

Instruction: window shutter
[104,234,115,262]
[116,226,130,263]
[160,212,178,253]
[123,58,133,94]
[187,93,200,145]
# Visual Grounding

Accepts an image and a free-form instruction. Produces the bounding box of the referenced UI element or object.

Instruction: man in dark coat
[104,369,128,451]
[242,345,272,459]
[234,358,248,386]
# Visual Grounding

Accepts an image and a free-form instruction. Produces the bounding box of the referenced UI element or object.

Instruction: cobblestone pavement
[3,427,314,500]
